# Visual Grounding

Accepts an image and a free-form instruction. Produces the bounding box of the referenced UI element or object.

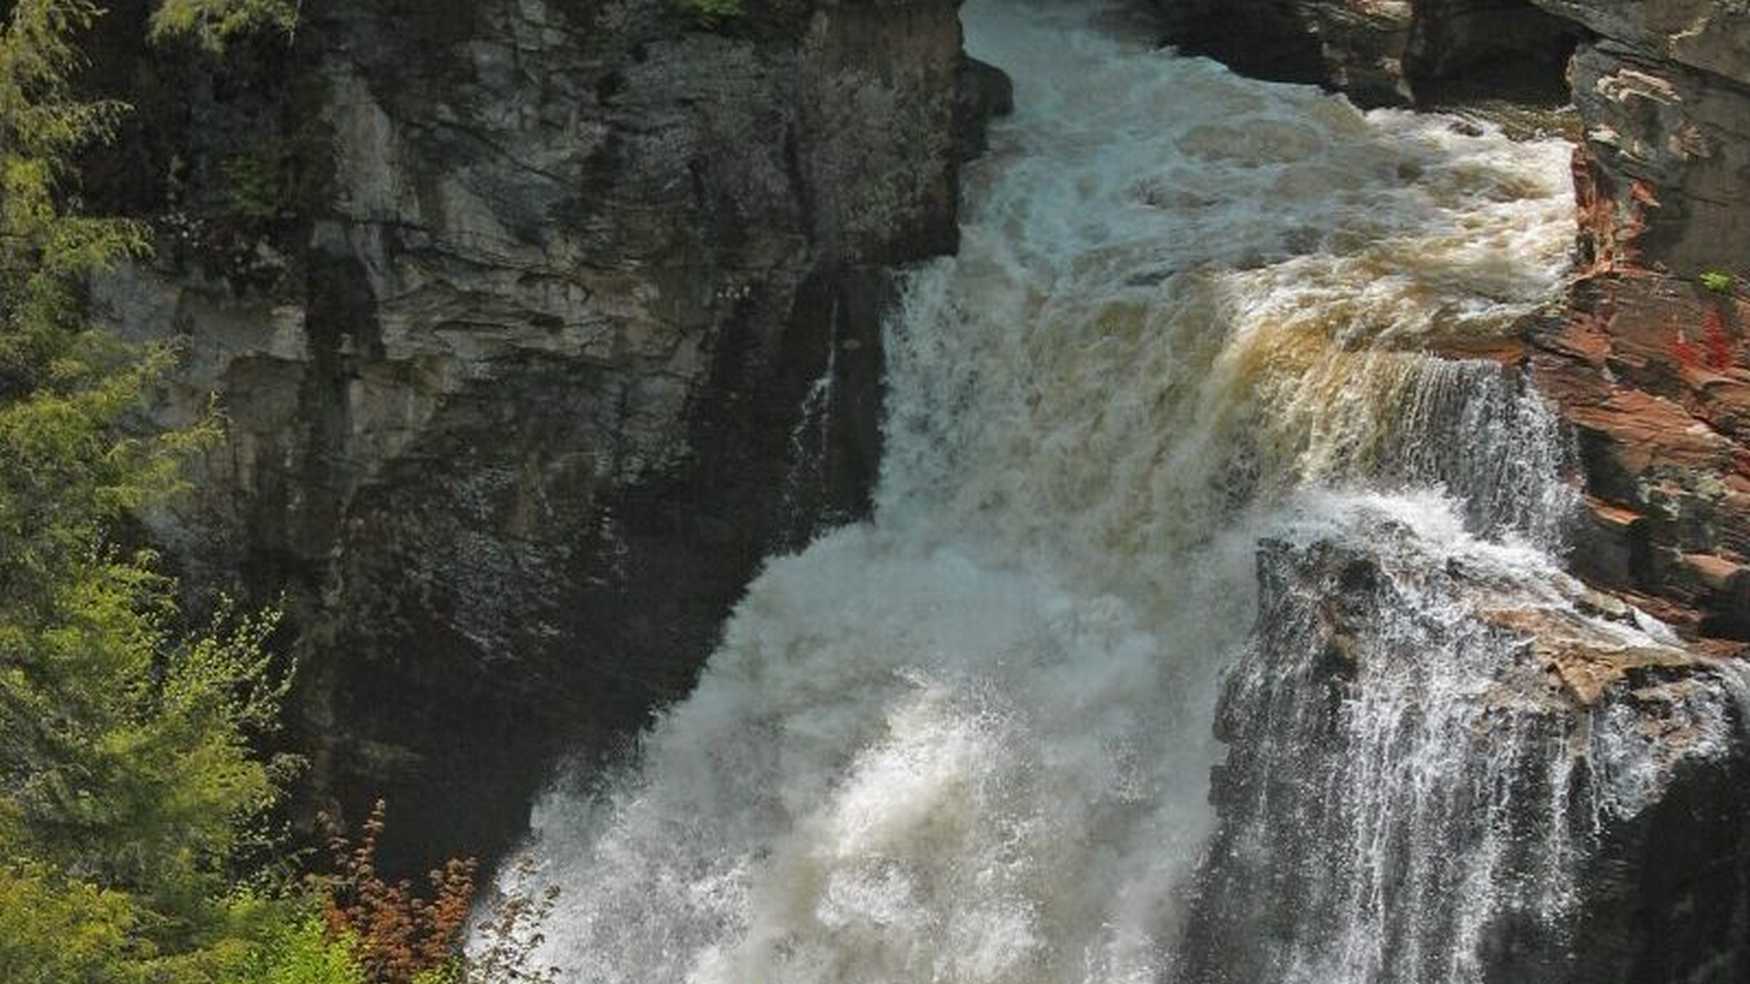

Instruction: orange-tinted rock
[1526,271,1750,644]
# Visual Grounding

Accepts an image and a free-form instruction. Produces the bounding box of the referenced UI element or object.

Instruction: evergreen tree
[0,7,553,980]
[0,3,318,981]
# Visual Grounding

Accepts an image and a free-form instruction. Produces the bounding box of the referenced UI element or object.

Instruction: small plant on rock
[679,0,743,28]
[448,857,562,984]
[315,802,563,984]
[1700,269,1736,295]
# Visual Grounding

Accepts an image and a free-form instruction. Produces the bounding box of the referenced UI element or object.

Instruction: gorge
[27,0,1750,981]
[490,2,1750,981]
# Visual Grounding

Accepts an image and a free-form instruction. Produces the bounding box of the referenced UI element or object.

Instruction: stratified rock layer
[1528,273,1750,642]
[1557,9,1750,276]
[1521,3,1750,645]
[91,0,1004,872]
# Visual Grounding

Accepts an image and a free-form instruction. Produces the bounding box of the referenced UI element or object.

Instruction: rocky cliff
[1155,2,1750,976]
[1180,527,1750,983]
[83,0,1006,871]
[1522,3,1750,646]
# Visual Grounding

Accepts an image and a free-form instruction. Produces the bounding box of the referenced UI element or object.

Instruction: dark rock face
[1180,529,1750,983]
[1156,0,1578,108]
[955,54,1015,161]
[1157,0,1412,107]
[93,0,1006,872]
[1406,0,1581,103]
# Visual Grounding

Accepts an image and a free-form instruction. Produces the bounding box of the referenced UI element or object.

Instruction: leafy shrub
[0,863,138,984]
[150,0,299,51]
[245,912,368,984]
[446,857,562,984]
[318,801,477,984]
[315,803,561,984]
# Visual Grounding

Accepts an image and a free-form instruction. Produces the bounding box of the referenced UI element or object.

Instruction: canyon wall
[1156,0,1581,107]
[85,0,1004,871]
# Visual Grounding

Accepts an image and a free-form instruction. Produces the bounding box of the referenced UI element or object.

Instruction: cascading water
[486,2,1725,981]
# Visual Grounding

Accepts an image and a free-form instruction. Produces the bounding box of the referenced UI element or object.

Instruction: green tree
[0,2,309,980]
[2,5,561,981]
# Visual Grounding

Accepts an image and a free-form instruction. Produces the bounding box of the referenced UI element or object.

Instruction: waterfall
[489,2,1640,981]
[778,337,837,544]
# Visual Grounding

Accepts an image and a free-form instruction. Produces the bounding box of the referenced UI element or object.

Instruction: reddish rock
[1526,271,1750,644]
[1561,39,1750,276]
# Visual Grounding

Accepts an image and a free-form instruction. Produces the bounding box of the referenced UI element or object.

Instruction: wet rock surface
[1181,528,1750,983]
[91,0,1003,872]
[1155,0,1578,109]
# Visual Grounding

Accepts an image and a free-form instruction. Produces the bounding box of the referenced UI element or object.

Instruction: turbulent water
[496,2,1609,981]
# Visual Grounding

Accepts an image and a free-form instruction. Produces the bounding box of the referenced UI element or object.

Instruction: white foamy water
[497,2,1591,981]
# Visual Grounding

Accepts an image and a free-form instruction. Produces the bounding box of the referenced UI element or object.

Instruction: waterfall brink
[483,2,1714,981]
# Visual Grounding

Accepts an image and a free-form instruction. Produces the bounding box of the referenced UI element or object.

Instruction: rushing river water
[495,1,1607,980]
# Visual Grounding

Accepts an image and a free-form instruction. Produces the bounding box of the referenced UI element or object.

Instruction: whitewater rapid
[499,2,1589,980]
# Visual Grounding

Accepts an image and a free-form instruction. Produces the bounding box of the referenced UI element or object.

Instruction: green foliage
[0,6,566,982]
[1699,269,1736,295]
[221,124,335,225]
[0,0,148,393]
[244,913,367,984]
[0,862,139,984]
[149,0,300,52]
[678,0,744,28]
[0,4,317,983]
